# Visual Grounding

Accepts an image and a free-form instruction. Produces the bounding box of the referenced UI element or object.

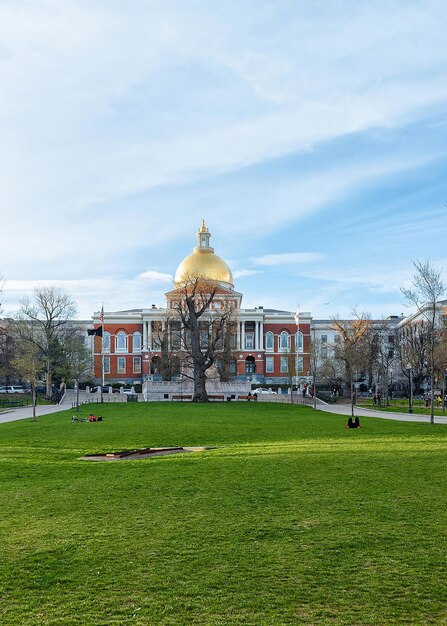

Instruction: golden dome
[174,222,234,289]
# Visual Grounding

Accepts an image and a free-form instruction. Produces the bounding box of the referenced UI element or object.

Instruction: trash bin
[126,394,138,402]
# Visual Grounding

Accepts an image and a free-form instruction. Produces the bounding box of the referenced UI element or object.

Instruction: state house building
[91,222,316,386]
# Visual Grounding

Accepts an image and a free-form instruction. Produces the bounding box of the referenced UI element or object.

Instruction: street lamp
[407,364,413,414]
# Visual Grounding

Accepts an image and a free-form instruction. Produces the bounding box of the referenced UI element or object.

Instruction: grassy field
[1,403,447,625]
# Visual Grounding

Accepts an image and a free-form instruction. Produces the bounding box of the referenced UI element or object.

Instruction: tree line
[0,286,91,413]
[1,260,446,411]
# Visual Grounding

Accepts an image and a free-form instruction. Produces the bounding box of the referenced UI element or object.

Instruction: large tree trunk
[193,367,209,402]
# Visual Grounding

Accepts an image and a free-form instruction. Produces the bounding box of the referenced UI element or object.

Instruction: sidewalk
[0,389,78,424]
[316,402,447,424]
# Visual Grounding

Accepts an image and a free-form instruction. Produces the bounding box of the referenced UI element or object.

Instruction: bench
[208,395,225,402]
[238,395,257,401]
[172,395,193,401]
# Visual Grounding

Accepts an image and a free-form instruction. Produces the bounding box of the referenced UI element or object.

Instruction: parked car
[252,388,277,395]
[35,385,57,395]
[0,385,26,394]
[122,388,135,395]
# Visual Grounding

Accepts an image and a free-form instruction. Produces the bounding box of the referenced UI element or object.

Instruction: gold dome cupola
[174,221,234,289]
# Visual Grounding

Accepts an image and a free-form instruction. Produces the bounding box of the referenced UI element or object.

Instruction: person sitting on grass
[88,414,97,422]
[346,416,360,429]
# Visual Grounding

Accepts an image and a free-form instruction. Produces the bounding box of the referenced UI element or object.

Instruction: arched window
[295,331,303,353]
[279,331,289,351]
[133,331,142,352]
[103,331,110,352]
[245,356,256,375]
[151,355,161,375]
[116,331,127,352]
[265,331,274,352]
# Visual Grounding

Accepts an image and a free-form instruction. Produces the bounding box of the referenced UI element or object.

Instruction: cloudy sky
[1,0,447,320]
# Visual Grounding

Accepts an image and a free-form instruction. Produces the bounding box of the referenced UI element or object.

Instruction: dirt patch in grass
[81,446,211,461]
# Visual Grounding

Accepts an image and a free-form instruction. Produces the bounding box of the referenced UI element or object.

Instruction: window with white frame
[200,328,209,348]
[245,333,254,349]
[103,356,110,374]
[279,331,289,351]
[296,356,304,373]
[280,356,289,373]
[295,331,303,352]
[321,334,328,359]
[133,357,141,373]
[266,356,274,373]
[103,331,110,352]
[133,331,142,352]
[265,331,274,351]
[171,321,182,350]
[117,357,126,373]
[116,331,128,353]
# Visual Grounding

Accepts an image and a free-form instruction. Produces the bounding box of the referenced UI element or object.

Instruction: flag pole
[100,303,105,388]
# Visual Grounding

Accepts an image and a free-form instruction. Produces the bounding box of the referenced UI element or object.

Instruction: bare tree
[170,276,234,402]
[11,326,42,420]
[0,318,17,384]
[395,321,430,395]
[401,260,446,423]
[332,312,373,417]
[18,287,77,397]
[373,324,397,406]
[64,330,93,409]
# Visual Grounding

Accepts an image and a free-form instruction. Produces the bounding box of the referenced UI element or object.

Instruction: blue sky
[1,0,447,319]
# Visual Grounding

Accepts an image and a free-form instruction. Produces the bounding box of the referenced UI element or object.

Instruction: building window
[117,357,126,374]
[116,331,127,353]
[200,328,209,348]
[266,331,274,352]
[266,356,274,373]
[133,331,142,352]
[103,331,110,352]
[279,331,289,351]
[245,356,256,374]
[171,321,182,350]
[296,331,303,353]
[320,335,328,359]
[280,356,289,373]
[133,357,141,373]
[245,333,254,349]
[103,356,110,374]
[296,356,304,373]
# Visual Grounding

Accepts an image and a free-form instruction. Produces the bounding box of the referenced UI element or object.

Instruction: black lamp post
[407,364,413,414]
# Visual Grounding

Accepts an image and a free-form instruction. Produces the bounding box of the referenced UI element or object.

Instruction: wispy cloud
[137,270,173,282]
[253,253,324,266]
[1,1,447,320]
[233,269,262,278]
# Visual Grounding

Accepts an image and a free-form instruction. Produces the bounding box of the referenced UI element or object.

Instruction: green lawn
[1,403,446,625]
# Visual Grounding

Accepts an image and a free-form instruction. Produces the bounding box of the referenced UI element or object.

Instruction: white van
[0,385,26,394]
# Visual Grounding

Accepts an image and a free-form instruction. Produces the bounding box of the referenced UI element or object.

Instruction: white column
[260,321,264,350]
[237,320,241,350]
[148,320,152,351]
[143,320,147,351]
[241,321,245,350]
[255,321,259,350]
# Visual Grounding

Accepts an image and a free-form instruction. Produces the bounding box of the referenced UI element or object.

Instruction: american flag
[99,306,104,323]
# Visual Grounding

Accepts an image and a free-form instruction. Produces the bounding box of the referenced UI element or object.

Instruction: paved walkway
[316,402,447,424]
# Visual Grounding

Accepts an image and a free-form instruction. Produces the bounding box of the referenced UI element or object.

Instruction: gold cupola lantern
[174,221,234,289]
